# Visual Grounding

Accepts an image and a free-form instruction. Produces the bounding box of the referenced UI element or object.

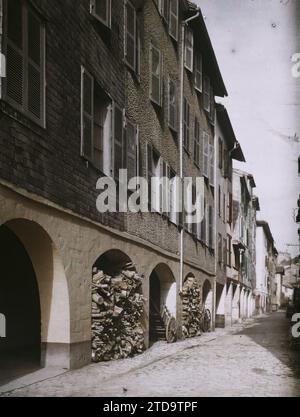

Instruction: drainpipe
[179,9,200,293]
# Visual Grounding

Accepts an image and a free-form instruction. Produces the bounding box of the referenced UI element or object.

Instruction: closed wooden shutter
[114,104,124,179]
[6,0,23,106]
[194,117,200,167]
[202,132,209,178]
[28,10,42,119]
[81,68,94,161]
[169,0,178,41]
[184,26,193,72]
[5,0,45,124]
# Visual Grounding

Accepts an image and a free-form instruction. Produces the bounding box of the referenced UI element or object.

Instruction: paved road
[1,312,300,397]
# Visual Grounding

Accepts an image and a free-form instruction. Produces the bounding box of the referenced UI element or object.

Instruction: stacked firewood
[92,262,145,362]
[180,277,202,339]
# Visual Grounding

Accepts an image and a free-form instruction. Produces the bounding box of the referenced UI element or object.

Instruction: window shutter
[113,104,124,179]
[184,26,194,72]
[28,10,42,120]
[150,44,162,106]
[183,98,190,151]
[81,68,94,161]
[168,77,177,131]
[202,132,209,178]
[125,1,136,71]
[209,142,215,187]
[147,143,153,208]
[162,161,170,216]
[208,206,214,248]
[161,0,170,22]
[169,0,178,41]
[218,234,222,263]
[228,193,233,224]
[203,76,210,112]
[126,119,137,180]
[194,53,202,92]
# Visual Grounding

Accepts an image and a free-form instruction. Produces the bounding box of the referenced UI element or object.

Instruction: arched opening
[0,219,70,385]
[149,264,176,344]
[92,250,144,362]
[202,280,213,313]
[0,225,41,383]
[181,274,202,338]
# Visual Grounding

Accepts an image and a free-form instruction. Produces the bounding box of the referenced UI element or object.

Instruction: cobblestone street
[1,312,300,397]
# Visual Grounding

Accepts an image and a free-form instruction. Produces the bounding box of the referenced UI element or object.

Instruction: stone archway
[0,219,70,376]
[92,249,144,362]
[149,263,176,344]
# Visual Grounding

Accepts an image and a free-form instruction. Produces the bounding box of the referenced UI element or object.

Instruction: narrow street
[1,312,300,397]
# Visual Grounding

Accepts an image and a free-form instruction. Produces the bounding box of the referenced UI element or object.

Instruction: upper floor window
[209,137,215,187]
[184,26,194,72]
[81,67,139,179]
[150,43,163,106]
[218,138,223,170]
[156,0,179,42]
[202,131,209,179]
[125,0,140,75]
[90,0,111,29]
[3,0,46,126]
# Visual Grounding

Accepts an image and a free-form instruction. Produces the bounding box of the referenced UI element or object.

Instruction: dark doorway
[149,272,163,344]
[0,225,41,385]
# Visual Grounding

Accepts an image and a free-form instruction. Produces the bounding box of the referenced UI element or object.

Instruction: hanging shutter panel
[114,104,124,179]
[81,68,94,161]
[203,76,210,112]
[210,86,215,123]
[192,185,197,237]
[161,0,169,22]
[169,0,178,41]
[6,0,23,106]
[195,53,203,92]
[150,45,161,106]
[126,119,137,180]
[201,198,206,243]
[125,1,136,71]
[203,132,209,178]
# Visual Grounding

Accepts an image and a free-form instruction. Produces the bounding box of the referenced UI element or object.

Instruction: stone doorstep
[0,317,258,396]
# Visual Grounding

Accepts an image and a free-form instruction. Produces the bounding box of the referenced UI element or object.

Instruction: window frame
[202,131,209,178]
[194,52,203,93]
[124,0,138,74]
[169,0,179,42]
[203,75,211,113]
[184,25,194,73]
[193,117,201,168]
[2,0,46,127]
[168,76,177,132]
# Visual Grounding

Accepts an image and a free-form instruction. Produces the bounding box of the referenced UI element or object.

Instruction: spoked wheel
[202,309,211,333]
[166,317,177,343]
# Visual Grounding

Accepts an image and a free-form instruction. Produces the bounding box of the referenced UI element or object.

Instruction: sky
[196,0,300,256]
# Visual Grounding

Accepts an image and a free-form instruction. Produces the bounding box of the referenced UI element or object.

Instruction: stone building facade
[0,0,229,370]
[214,104,245,328]
[255,221,278,314]
[231,169,260,321]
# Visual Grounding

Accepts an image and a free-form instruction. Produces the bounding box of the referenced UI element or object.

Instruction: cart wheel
[203,309,211,333]
[166,317,177,343]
